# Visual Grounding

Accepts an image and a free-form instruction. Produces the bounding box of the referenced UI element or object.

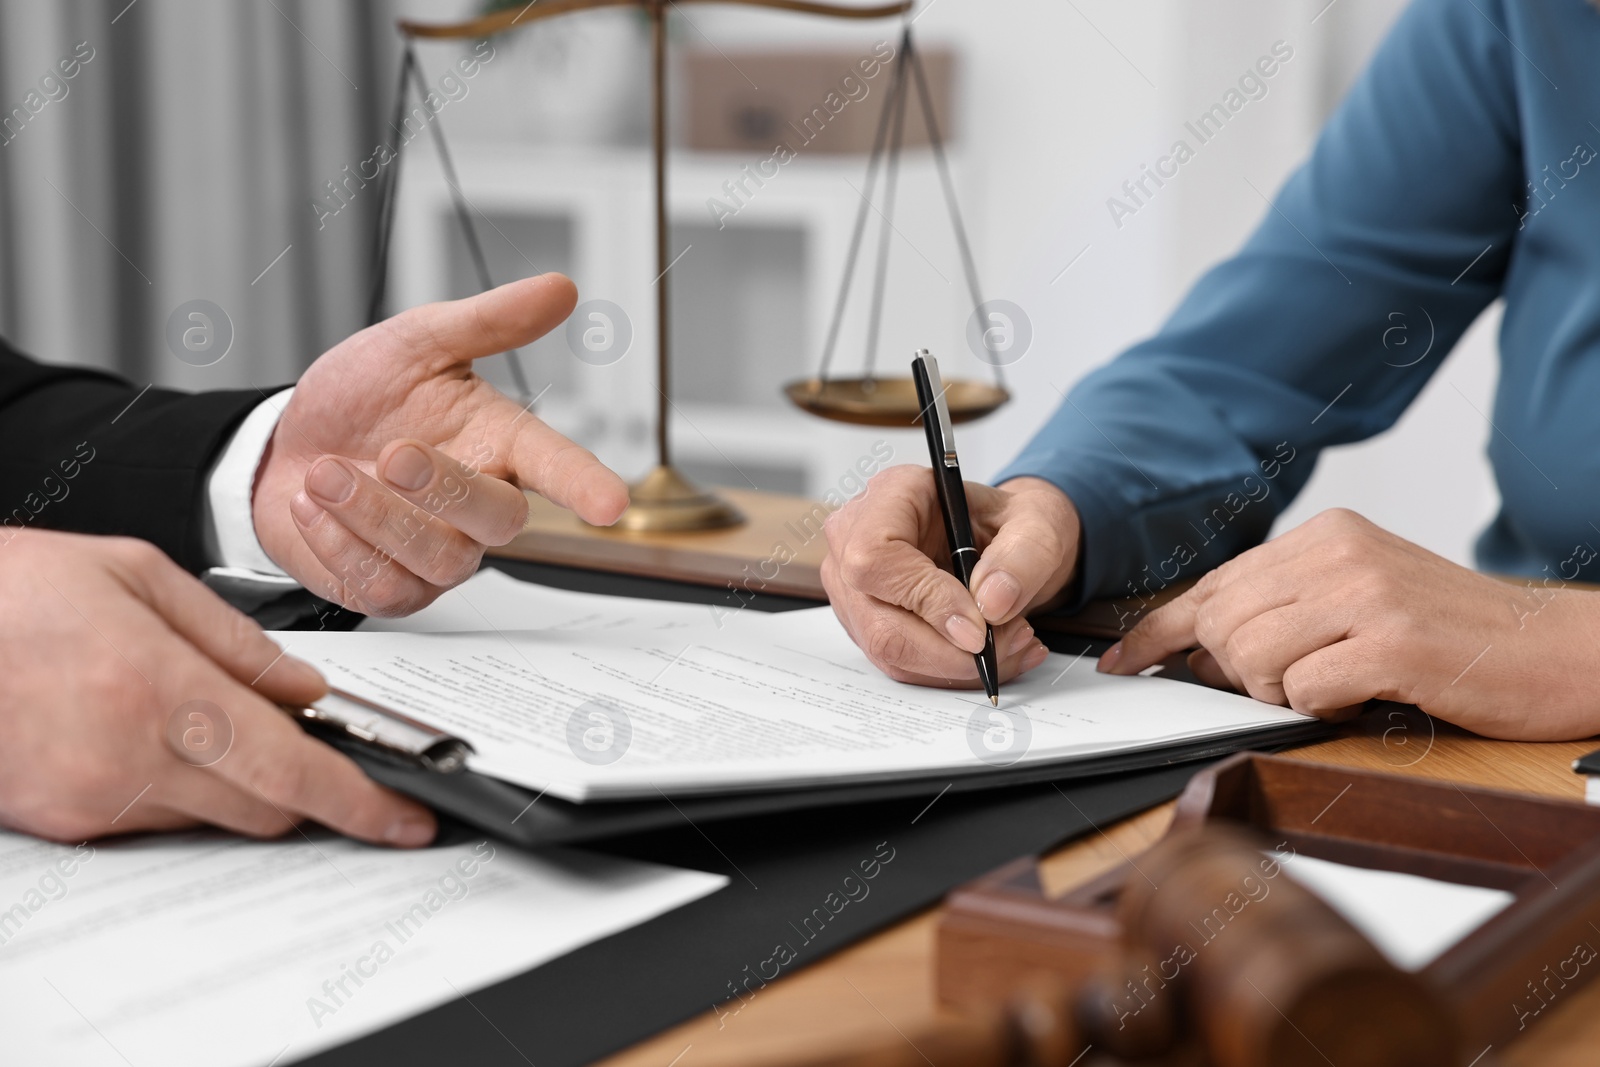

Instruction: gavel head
[1114,824,1458,1067]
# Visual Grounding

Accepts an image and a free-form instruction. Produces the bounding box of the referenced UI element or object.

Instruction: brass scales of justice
[371,0,1010,533]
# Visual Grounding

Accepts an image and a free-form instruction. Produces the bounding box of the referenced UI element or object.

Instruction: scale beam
[398,0,914,40]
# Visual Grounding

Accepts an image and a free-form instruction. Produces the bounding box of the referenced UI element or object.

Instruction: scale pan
[784,377,1008,426]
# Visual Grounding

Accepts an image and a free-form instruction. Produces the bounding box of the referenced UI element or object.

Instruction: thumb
[968,482,1078,625]
[390,272,579,371]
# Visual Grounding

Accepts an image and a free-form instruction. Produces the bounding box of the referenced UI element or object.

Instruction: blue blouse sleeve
[996,0,1524,609]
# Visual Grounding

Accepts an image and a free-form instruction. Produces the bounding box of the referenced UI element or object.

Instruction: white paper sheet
[357,567,715,634]
[1275,850,1514,970]
[0,829,725,1066]
[276,602,1312,803]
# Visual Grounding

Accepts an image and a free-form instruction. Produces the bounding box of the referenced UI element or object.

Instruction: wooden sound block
[937,752,1600,1058]
[490,487,832,601]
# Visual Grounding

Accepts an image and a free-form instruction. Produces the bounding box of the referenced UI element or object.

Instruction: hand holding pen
[816,355,1075,689]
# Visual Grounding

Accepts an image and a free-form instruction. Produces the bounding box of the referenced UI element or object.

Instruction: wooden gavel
[788,823,1458,1067]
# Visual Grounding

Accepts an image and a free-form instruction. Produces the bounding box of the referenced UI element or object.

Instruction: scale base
[605,465,745,533]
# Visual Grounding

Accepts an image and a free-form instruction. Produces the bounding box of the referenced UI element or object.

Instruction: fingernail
[307,458,356,504]
[945,614,986,654]
[384,812,435,848]
[1006,623,1036,656]
[1022,642,1049,671]
[289,491,322,528]
[382,443,432,492]
[975,571,1022,621]
[1098,642,1123,674]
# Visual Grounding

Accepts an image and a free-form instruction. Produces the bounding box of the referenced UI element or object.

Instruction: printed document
[0,829,725,1066]
[277,580,1313,803]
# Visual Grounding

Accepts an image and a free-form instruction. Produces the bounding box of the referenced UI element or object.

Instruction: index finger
[217,701,438,847]
[1100,520,1317,676]
[171,654,437,846]
[106,539,327,707]
[1101,575,1212,675]
[509,413,629,527]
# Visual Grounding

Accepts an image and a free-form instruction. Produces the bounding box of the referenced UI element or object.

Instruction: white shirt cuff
[201,388,300,602]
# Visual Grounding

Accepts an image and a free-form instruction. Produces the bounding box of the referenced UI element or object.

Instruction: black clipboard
[294,559,1331,847]
[318,721,1326,846]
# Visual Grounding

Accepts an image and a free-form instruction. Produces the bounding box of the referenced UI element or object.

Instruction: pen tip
[990,695,999,707]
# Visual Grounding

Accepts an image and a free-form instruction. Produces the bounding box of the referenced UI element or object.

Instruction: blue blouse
[996,0,1600,607]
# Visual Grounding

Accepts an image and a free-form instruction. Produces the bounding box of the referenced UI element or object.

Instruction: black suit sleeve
[0,336,278,574]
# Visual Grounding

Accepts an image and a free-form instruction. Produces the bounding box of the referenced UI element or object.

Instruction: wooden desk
[494,488,831,601]
[497,487,1598,1062]
[599,718,1600,1067]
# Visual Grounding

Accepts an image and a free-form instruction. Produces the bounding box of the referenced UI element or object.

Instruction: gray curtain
[0,0,396,392]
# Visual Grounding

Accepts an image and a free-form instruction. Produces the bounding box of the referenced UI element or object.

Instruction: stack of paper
[275,571,1314,803]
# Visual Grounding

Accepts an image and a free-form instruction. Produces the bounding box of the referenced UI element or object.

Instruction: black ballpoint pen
[911,350,1001,706]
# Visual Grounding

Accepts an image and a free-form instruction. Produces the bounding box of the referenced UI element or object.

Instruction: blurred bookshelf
[389,140,977,501]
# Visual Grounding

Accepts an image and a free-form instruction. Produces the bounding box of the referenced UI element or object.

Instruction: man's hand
[0,529,435,845]
[254,273,629,616]
[821,467,1080,687]
[1102,508,1600,741]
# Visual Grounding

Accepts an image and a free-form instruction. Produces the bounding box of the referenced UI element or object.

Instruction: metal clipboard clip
[291,688,474,774]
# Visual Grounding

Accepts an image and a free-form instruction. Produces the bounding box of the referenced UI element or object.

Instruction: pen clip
[913,350,959,468]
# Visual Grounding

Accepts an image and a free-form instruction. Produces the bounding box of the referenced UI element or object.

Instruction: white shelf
[390,139,976,492]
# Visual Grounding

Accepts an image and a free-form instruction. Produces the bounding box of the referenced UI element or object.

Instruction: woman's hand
[821,467,1079,687]
[1102,508,1600,741]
